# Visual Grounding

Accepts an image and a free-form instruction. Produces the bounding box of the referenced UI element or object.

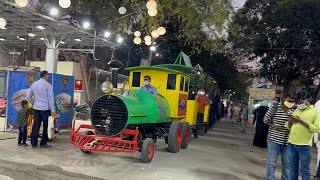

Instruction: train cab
[127,66,191,123]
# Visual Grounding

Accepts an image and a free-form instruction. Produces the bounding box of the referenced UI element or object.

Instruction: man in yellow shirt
[286,96,320,180]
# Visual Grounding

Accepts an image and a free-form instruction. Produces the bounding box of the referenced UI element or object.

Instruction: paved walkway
[0,119,317,180]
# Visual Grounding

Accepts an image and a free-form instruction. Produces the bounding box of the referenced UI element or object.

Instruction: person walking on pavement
[196,89,210,135]
[232,103,240,124]
[253,100,269,148]
[286,95,320,180]
[264,94,296,180]
[27,70,54,148]
[209,88,220,128]
[240,102,248,133]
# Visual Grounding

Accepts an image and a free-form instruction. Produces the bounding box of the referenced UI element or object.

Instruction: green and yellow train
[71,52,217,163]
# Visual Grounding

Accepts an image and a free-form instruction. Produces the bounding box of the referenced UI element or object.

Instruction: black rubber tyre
[81,131,94,154]
[141,138,154,163]
[181,122,191,149]
[168,121,183,153]
[193,129,199,139]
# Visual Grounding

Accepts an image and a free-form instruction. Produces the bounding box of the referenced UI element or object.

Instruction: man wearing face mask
[196,89,211,135]
[286,95,320,180]
[140,75,158,98]
[264,93,296,180]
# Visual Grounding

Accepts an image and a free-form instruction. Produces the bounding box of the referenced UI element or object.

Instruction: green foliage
[229,0,320,85]
[189,52,251,99]
[63,0,233,53]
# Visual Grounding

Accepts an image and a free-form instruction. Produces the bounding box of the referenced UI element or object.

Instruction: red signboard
[75,79,82,90]
[178,94,188,116]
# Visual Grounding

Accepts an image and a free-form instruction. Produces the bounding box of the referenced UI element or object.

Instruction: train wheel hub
[185,127,190,143]
[148,143,154,159]
[176,129,182,147]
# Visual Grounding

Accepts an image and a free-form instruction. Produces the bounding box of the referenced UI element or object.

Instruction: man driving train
[140,75,158,98]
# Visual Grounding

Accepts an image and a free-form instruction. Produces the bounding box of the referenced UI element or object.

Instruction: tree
[190,52,251,100]
[229,0,320,88]
[38,0,233,54]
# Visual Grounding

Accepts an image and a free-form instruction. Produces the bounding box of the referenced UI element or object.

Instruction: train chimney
[107,60,123,88]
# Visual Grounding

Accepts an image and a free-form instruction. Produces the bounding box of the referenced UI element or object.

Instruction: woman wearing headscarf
[253,100,269,148]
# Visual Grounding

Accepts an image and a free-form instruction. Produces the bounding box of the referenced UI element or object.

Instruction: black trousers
[31,110,50,146]
[197,113,204,132]
[18,126,27,144]
[209,109,219,128]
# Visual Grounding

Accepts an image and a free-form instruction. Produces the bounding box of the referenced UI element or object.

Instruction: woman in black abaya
[252,101,269,148]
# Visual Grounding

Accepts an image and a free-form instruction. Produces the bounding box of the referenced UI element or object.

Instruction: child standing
[17,100,33,146]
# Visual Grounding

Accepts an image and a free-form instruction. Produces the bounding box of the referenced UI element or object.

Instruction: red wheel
[176,129,182,147]
[168,121,183,153]
[141,138,154,163]
[148,143,154,160]
[181,122,191,149]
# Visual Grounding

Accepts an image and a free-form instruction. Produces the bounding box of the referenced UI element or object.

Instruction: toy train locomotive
[70,52,217,163]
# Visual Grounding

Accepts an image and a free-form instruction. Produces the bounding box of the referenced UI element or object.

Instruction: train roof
[125,66,191,77]
[126,51,217,89]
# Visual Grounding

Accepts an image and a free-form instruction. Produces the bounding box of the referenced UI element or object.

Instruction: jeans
[31,110,50,146]
[18,126,27,144]
[288,143,312,180]
[197,113,204,134]
[267,140,290,180]
[209,108,219,128]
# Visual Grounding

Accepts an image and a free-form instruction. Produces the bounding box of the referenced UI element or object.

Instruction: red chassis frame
[70,120,139,153]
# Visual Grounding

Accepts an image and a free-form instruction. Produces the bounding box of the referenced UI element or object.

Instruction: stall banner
[178,94,188,116]
[7,71,39,126]
[249,88,276,100]
[52,74,75,130]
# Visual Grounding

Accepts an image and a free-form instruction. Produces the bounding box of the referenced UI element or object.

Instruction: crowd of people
[197,87,320,180]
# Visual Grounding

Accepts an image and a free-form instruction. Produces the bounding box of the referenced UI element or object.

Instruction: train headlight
[101,81,113,94]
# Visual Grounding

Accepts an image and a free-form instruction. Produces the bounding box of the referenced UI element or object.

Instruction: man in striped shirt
[264,94,296,180]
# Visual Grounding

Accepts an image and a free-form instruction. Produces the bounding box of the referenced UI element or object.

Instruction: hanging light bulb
[157,27,166,35]
[151,30,159,38]
[118,7,127,15]
[148,8,158,17]
[59,0,71,9]
[145,40,152,46]
[146,0,157,9]
[0,18,6,28]
[144,35,152,42]
[133,37,142,45]
[15,0,29,8]
[134,31,141,37]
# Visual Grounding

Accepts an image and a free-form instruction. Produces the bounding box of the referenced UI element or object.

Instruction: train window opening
[167,74,176,90]
[132,72,141,87]
[184,78,189,92]
[180,76,185,91]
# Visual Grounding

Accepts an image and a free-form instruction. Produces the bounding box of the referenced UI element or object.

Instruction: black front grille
[91,95,128,137]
